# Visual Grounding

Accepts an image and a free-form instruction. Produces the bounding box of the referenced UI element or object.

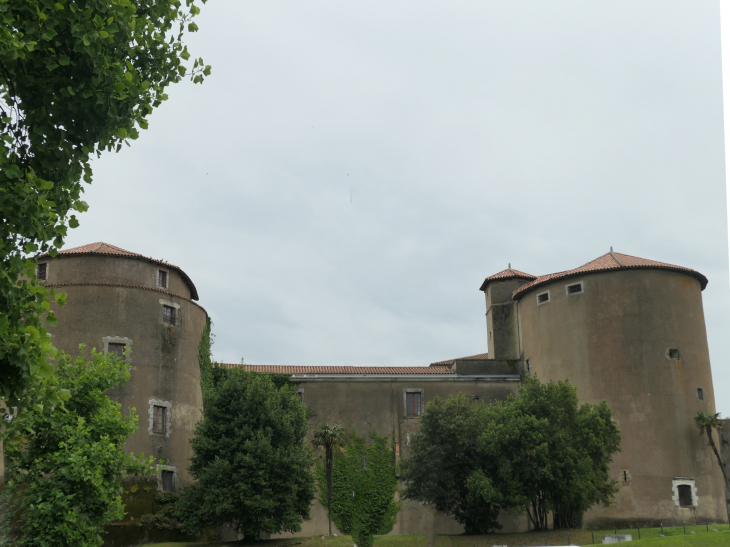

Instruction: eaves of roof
[512,251,708,300]
[43,242,199,300]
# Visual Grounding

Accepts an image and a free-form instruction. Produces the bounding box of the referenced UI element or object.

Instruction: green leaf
[58,55,71,66]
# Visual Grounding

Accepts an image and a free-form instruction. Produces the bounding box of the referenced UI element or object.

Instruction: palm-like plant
[694,411,728,485]
[312,423,346,536]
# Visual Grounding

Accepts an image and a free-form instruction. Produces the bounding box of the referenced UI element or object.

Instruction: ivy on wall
[316,430,400,547]
[197,319,299,404]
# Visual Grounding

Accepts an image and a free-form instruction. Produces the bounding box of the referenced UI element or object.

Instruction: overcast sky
[62,1,730,413]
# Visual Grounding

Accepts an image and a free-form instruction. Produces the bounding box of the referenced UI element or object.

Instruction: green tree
[400,393,500,534]
[316,430,400,547]
[312,423,346,536]
[176,369,315,540]
[0,0,210,416]
[0,346,153,547]
[468,377,621,530]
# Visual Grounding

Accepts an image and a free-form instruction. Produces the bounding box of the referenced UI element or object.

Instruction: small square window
[162,305,176,325]
[157,270,168,289]
[697,388,704,401]
[677,484,692,507]
[37,263,48,281]
[566,282,583,295]
[406,392,422,417]
[108,343,126,360]
[668,348,680,359]
[161,470,174,492]
[537,291,550,305]
[153,405,167,434]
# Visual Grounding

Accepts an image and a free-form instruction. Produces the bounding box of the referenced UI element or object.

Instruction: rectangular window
[678,484,692,507]
[406,392,422,417]
[669,348,680,359]
[162,305,176,325]
[297,390,304,403]
[697,388,704,401]
[153,405,167,434]
[537,291,550,305]
[566,282,583,295]
[157,270,168,289]
[161,470,174,492]
[37,263,47,281]
[108,343,126,360]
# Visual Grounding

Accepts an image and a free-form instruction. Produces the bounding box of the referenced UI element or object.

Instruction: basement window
[537,291,550,305]
[697,388,704,401]
[565,281,583,296]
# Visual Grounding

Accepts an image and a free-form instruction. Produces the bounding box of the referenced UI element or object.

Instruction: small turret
[479,266,535,360]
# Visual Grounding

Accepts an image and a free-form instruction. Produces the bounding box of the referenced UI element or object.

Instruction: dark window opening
[37,263,47,281]
[406,392,422,417]
[108,343,126,360]
[161,470,174,492]
[163,305,176,325]
[297,390,304,403]
[567,283,582,294]
[537,292,549,304]
[526,359,531,374]
[669,348,680,359]
[472,396,481,404]
[678,484,693,507]
[697,388,704,401]
[158,270,168,288]
[623,470,628,482]
[153,405,167,434]
[362,456,367,469]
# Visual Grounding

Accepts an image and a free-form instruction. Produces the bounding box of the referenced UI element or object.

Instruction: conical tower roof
[512,251,707,300]
[479,267,536,291]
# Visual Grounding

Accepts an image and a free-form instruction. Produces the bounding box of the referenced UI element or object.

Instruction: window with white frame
[537,291,550,305]
[148,399,172,437]
[565,281,584,296]
[671,478,698,508]
[103,336,132,364]
[158,299,180,326]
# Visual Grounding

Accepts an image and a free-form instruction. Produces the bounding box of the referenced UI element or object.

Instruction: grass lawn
[143,526,730,547]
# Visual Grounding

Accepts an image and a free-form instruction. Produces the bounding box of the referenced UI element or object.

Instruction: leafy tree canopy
[316,430,400,547]
[400,393,500,534]
[401,378,621,533]
[176,369,316,540]
[0,0,210,416]
[0,346,153,547]
[469,377,621,530]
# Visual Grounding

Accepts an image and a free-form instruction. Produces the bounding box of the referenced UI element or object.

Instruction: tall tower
[37,242,206,490]
[482,252,726,527]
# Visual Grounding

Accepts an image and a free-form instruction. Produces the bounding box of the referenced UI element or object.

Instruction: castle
[7,242,728,536]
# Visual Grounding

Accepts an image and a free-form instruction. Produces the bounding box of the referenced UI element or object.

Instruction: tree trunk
[326,446,333,536]
[706,426,729,484]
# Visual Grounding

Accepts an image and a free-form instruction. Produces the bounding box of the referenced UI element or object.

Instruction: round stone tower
[483,251,726,528]
[38,242,206,490]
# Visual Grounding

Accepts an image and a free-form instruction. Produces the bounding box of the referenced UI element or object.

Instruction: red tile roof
[430,352,489,366]
[479,268,536,291]
[219,364,455,375]
[513,251,708,299]
[46,242,199,300]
